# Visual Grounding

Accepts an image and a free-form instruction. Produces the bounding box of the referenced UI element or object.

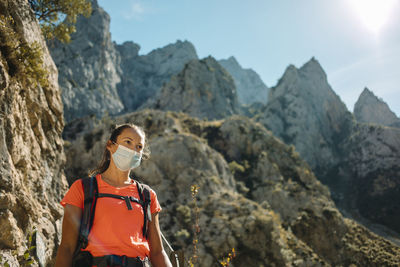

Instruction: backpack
[76,176,152,252]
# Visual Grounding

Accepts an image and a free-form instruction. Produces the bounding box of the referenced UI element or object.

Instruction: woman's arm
[55,204,82,267]
[148,213,173,267]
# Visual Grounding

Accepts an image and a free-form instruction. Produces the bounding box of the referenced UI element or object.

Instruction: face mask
[111,144,142,171]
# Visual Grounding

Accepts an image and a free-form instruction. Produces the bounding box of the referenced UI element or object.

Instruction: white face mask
[111,144,142,171]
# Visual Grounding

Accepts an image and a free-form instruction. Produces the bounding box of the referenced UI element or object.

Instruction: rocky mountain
[0,0,68,265]
[354,87,400,127]
[116,40,198,112]
[64,109,400,266]
[219,56,269,105]
[251,58,400,237]
[141,56,241,120]
[48,0,124,122]
[254,57,353,174]
[341,123,400,234]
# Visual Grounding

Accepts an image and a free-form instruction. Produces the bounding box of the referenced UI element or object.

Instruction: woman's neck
[101,165,132,187]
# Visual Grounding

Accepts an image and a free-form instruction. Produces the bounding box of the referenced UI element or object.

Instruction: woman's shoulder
[134,180,158,196]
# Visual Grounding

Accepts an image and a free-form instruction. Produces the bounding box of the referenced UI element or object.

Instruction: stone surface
[342,123,400,233]
[354,87,400,127]
[141,57,241,120]
[0,0,68,265]
[219,56,269,105]
[116,40,198,112]
[48,0,124,122]
[255,57,353,175]
[64,109,400,266]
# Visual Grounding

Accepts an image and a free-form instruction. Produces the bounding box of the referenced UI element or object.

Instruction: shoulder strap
[135,180,152,238]
[78,176,98,250]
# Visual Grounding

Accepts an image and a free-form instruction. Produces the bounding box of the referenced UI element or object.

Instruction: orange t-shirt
[61,174,162,258]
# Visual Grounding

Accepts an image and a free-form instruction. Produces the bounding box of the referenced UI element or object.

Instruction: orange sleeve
[150,188,162,214]
[60,179,84,209]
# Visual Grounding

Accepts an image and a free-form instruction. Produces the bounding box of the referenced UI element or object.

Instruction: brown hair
[88,123,150,177]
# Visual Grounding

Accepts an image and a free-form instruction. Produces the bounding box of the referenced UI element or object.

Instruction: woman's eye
[126,140,131,144]
[137,145,143,150]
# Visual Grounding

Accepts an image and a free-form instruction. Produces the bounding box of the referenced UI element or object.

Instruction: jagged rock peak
[277,58,327,88]
[141,56,240,119]
[354,87,400,127]
[147,39,197,58]
[115,41,141,59]
[219,56,269,105]
[222,56,240,65]
[48,0,124,122]
[256,57,351,172]
[116,39,199,112]
[300,57,327,79]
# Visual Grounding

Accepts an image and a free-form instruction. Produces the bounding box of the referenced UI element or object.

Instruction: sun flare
[349,0,397,33]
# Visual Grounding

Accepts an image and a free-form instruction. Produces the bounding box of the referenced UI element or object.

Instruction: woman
[55,123,172,267]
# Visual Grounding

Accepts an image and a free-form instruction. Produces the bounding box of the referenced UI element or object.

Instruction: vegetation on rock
[28,0,91,43]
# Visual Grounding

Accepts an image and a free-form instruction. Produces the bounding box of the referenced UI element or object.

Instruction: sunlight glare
[349,0,397,33]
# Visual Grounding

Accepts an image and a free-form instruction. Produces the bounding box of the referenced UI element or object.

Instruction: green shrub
[29,0,92,43]
[0,15,48,88]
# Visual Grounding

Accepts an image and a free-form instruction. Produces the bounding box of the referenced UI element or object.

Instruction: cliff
[0,0,68,265]
[48,0,124,122]
[255,58,353,174]
[342,122,400,234]
[141,56,241,120]
[219,56,269,105]
[116,40,198,112]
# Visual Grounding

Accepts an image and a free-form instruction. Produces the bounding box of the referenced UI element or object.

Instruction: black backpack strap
[135,180,152,238]
[78,176,98,250]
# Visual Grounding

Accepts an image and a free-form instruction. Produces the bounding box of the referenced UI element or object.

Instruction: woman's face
[108,127,145,154]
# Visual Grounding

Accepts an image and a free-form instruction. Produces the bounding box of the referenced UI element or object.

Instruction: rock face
[354,87,400,127]
[255,58,353,175]
[116,40,198,112]
[65,109,400,266]
[142,56,241,120]
[342,123,400,233]
[219,56,269,105]
[49,0,124,122]
[0,0,68,265]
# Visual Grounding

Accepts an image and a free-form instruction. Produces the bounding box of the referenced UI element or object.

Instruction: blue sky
[97,0,400,116]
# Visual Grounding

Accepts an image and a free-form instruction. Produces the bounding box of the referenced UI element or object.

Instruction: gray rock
[141,56,241,120]
[255,57,353,174]
[49,0,124,122]
[116,40,198,112]
[0,0,68,264]
[354,87,400,127]
[219,56,269,105]
[342,122,400,233]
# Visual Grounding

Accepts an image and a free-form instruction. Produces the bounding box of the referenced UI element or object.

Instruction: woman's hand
[55,204,82,267]
[148,213,173,267]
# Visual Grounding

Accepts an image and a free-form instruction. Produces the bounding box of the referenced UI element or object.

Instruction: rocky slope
[0,0,68,265]
[141,56,241,120]
[48,0,124,122]
[116,40,198,112]
[255,58,353,174]
[354,87,400,127]
[342,123,400,234]
[219,56,269,105]
[64,109,400,266]
[252,58,400,237]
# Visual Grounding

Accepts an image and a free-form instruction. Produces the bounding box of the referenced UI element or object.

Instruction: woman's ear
[106,140,114,151]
